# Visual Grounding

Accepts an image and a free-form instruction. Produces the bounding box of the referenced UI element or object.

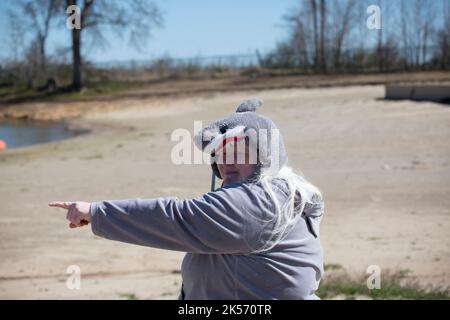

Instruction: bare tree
[281,1,312,68]
[23,40,42,89]
[310,0,319,70]
[290,16,311,66]
[376,0,384,71]
[286,0,324,71]
[399,0,437,70]
[7,0,62,88]
[400,0,411,69]
[6,11,29,88]
[418,0,436,69]
[66,0,163,91]
[304,0,326,72]
[21,0,62,75]
[435,0,450,69]
[319,0,326,72]
[330,0,357,69]
[7,11,26,63]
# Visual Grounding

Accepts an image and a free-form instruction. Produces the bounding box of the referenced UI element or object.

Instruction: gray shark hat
[194,99,288,179]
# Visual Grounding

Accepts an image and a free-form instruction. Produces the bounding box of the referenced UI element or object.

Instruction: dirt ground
[0,85,449,299]
[1,71,449,121]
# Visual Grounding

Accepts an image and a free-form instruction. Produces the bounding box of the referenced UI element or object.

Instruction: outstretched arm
[48,186,272,254]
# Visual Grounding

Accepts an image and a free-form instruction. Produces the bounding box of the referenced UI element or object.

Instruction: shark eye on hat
[219,125,228,134]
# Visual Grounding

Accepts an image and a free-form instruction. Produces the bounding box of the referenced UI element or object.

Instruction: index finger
[48,201,74,209]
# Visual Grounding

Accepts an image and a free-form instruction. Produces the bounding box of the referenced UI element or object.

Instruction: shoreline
[1,71,449,122]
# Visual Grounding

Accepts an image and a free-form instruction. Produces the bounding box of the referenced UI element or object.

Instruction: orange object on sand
[0,139,7,151]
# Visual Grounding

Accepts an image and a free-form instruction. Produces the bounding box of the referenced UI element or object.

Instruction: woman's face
[216,145,258,186]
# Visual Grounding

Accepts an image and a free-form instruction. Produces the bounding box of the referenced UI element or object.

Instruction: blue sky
[0,0,299,63]
[1,0,448,64]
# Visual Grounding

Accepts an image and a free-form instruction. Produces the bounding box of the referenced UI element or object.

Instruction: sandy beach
[0,85,449,299]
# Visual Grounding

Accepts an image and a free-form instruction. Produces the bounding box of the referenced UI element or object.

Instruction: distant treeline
[265,0,450,73]
[0,0,449,91]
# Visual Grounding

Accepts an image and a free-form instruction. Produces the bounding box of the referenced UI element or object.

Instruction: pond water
[0,120,84,150]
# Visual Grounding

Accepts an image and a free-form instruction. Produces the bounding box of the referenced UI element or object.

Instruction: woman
[49,99,325,299]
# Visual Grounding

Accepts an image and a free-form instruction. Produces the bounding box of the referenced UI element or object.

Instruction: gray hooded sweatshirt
[89,179,324,300]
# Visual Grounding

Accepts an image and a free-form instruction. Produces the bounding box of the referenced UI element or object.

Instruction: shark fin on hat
[235,98,263,113]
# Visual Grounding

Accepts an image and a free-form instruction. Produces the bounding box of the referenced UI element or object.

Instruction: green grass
[0,86,16,97]
[324,263,344,271]
[0,80,150,104]
[118,293,139,300]
[318,269,450,300]
[0,86,36,100]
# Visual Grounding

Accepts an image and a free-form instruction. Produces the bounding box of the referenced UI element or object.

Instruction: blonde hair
[253,166,323,253]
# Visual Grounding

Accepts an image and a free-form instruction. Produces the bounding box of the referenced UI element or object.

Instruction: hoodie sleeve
[90,184,274,254]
